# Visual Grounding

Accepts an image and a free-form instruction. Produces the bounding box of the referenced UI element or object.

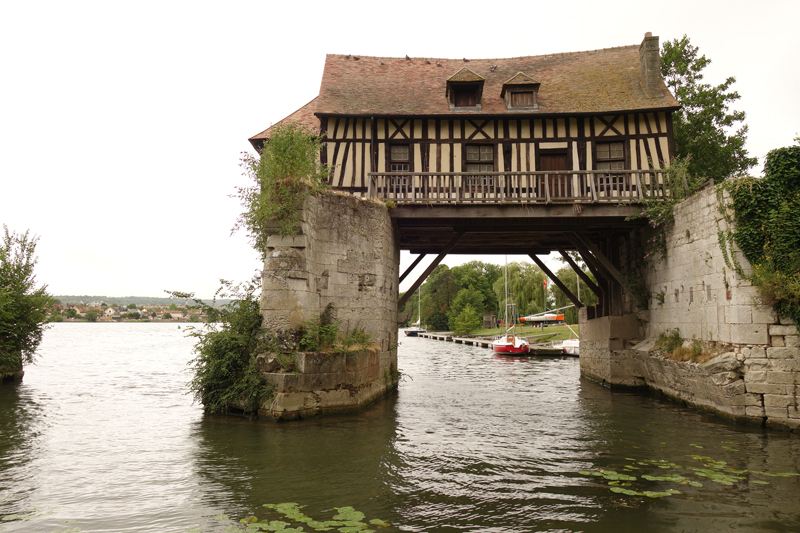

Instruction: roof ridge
[326,44,639,63]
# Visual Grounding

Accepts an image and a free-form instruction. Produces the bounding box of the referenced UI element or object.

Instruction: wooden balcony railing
[367,170,673,204]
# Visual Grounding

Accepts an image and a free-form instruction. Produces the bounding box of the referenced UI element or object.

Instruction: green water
[0,323,799,532]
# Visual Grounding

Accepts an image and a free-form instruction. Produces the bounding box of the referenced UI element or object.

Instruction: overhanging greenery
[718,145,800,324]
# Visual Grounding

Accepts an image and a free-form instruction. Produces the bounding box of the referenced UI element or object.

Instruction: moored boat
[492,333,530,355]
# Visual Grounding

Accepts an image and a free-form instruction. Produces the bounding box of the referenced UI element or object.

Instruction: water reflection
[191,395,400,524]
[0,324,798,532]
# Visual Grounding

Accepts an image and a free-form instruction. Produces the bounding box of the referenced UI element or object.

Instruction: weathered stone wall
[580,183,800,431]
[259,192,400,420]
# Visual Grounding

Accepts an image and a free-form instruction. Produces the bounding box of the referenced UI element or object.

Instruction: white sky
[1,0,797,298]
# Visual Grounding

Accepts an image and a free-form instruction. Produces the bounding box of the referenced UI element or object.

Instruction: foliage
[421,265,460,331]
[492,262,551,318]
[0,226,53,369]
[626,158,705,263]
[64,308,78,319]
[233,124,331,255]
[161,312,173,320]
[450,261,502,316]
[661,35,757,181]
[299,304,372,354]
[84,307,99,322]
[452,304,483,335]
[176,279,274,415]
[654,328,684,354]
[448,287,485,331]
[719,145,800,324]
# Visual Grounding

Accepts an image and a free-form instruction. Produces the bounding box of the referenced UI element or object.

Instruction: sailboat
[492,258,530,355]
[404,288,426,337]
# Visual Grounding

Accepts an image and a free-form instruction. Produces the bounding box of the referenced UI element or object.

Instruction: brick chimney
[639,32,662,98]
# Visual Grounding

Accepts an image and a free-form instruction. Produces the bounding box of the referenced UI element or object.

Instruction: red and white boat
[492,257,530,356]
[492,333,530,355]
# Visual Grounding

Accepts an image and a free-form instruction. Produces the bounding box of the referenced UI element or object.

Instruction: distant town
[48,296,232,323]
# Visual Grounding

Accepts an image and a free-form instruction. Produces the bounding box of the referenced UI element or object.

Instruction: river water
[1,323,799,533]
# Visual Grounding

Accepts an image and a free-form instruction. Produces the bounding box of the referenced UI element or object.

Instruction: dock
[416,331,572,356]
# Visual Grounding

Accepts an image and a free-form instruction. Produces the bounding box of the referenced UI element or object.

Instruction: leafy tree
[422,265,460,331]
[126,312,141,320]
[127,303,137,310]
[233,124,331,253]
[450,261,502,316]
[452,305,482,335]
[494,262,549,318]
[64,308,78,319]
[661,35,757,181]
[0,226,53,373]
[168,303,178,311]
[162,312,173,320]
[84,307,99,322]
[448,287,485,331]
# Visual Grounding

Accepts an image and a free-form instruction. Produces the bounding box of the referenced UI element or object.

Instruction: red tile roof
[250,40,679,147]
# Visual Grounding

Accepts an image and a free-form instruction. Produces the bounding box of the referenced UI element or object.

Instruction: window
[389,144,409,187]
[596,142,624,188]
[465,145,494,186]
[453,85,478,107]
[510,91,535,107]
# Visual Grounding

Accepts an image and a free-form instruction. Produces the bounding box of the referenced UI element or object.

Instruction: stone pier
[581,183,800,431]
[258,192,400,420]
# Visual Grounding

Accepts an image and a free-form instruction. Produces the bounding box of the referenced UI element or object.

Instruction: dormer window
[446,68,484,111]
[501,72,540,111]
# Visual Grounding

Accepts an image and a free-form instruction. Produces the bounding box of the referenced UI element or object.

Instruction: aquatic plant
[210,503,389,532]
[577,445,800,499]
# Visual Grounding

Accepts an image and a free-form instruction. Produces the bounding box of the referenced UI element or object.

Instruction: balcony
[367,170,674,204]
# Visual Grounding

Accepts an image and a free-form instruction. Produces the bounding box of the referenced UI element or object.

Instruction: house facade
[250,33,679,203]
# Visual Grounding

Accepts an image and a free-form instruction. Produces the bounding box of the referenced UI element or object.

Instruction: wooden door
[540,155,569,199]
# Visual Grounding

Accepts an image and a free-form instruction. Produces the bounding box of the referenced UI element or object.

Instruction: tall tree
[661,35,756,181]
[422,265,460,331]
[0,226,52,374]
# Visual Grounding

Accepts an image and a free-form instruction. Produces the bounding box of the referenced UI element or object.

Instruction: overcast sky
[1,0,797,298]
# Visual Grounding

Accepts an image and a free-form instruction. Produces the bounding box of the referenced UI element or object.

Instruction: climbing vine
[717,145,800,324]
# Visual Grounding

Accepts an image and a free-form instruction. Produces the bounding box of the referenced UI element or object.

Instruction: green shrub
[179,279,274,415]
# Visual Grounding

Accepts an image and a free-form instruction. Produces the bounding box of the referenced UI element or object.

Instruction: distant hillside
[53,295,232,307]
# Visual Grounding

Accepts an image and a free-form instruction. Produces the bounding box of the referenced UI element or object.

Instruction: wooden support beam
[558,249,601,298]
[529,254,583,308]
[398,232,465,310]
[399,253,426,284]
[571,232,630,290]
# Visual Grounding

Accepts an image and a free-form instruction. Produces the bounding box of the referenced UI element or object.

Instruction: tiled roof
[249,97,320,148]
[250,40,679,146]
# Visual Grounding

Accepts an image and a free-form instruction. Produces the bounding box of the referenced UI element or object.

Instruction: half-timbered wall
[320,112,673,191]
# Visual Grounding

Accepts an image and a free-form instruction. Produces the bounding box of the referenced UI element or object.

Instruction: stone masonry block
[771,336,786,347]
[769,359,800,372]
[786,336,800,347]
[744,370,767,383]
[744,358,769,371]
[780,316,796,325]
[770,324,798,336]
[727,305,753,324]
[746,405,765,417]
[766,371,799,384]
[750,346,767,358]
[765,407,788,418]
[745,382,788,395]
[764,394,796,408]
[730,324,769,345]
[766,347,800,359]
[752,306,777,324]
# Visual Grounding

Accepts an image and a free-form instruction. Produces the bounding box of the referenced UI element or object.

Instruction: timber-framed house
[250,33,679,204]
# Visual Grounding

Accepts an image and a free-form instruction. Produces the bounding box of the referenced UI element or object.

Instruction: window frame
[387,143,410,187]
[594,141,626,188]
[463,144,496,187]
